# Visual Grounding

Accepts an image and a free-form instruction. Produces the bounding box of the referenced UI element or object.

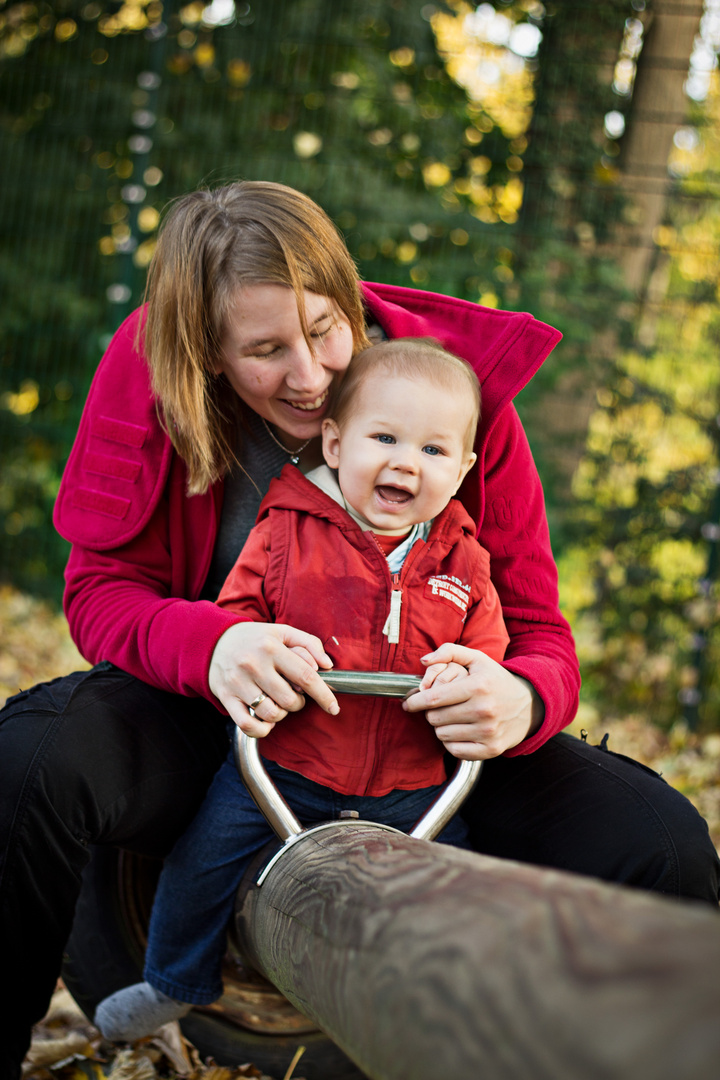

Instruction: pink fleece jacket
[53,282,579,755]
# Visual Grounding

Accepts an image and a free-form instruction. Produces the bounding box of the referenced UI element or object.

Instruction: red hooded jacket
[53,282,578,756]
[217,465,509,795]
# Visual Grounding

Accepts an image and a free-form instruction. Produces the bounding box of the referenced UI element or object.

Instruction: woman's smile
[283,388,330,412]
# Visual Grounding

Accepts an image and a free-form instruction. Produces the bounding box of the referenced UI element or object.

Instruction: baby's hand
[289,645,321,669]
[288,645,339,708]
[419,660,469,691]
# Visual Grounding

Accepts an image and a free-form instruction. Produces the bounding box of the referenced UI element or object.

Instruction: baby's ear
[454,450,477,493]
[322,418,342,469]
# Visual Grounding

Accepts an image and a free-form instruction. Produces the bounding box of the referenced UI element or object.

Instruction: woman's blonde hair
[141,181,370,494]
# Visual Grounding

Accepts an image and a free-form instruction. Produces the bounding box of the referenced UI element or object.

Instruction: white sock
[94,981,191,1041]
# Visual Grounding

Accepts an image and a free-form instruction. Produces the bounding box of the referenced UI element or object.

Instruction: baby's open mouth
[376,485,413,504]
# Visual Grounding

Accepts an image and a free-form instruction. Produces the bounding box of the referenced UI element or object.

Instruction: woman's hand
[209,622,339,737]
[403,643,544,760]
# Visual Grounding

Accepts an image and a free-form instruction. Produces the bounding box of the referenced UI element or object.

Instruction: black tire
[62,846,367,1080]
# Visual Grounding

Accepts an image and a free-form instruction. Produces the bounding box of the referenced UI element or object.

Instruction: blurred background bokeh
[2,0,720,756]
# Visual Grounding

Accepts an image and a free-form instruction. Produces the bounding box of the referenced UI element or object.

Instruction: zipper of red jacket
[374,533,429,670]
[382,570,403,646]
[367,534,429,791]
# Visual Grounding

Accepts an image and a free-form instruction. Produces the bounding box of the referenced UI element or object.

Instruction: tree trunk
[236,823,720,1080]
[618,0,704,298]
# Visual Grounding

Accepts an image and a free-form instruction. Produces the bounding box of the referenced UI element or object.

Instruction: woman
[1,181,717,1077]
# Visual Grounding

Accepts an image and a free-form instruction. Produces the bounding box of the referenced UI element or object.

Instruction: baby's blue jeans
[144,750,468,1003]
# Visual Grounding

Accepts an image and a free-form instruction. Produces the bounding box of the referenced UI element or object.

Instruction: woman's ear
[322,418,342,469]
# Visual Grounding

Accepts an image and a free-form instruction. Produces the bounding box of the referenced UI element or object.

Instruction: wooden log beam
[236,824,720,1080]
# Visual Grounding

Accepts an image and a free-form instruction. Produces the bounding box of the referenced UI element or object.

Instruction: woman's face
[217,283,354,447]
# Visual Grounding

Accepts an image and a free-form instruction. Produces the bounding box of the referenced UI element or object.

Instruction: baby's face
[322,372,476,531]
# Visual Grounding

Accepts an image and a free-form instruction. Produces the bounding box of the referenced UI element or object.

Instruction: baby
[96,337,509,1039]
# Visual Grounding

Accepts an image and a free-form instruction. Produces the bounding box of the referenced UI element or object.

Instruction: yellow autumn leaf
[106,1048,158,1079]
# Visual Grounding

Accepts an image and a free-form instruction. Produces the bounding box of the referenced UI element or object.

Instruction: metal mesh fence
[0,0,521,598]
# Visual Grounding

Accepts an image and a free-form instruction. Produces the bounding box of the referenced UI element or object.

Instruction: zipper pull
[383,575,402,644]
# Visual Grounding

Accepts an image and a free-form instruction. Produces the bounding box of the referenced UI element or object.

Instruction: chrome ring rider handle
[233,670,483,844]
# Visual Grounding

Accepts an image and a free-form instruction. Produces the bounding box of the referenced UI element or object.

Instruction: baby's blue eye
[423,445,441,456]
[376,434,395,444]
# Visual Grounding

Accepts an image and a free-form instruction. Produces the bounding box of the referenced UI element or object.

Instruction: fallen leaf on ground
[23,1032,95,1068]
[106,1049,157,1079]
[142,1022,195,1075]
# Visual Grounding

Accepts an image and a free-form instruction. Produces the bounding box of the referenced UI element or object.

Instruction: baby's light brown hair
[327,337,481,455]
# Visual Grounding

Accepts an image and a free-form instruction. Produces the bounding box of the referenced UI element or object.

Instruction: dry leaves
[21,985,103,1079]
[23,984,303,1080]
[0,585,89,704]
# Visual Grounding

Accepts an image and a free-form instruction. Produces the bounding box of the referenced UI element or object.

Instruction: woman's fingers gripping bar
[208,622,339,738]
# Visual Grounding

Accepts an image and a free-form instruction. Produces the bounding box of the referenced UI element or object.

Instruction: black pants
[1,663,718,1074]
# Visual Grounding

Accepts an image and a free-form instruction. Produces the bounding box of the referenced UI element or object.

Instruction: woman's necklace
[261,417,312,466]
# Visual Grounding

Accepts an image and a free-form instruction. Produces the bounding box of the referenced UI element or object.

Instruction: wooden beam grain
[236,824,720,1080]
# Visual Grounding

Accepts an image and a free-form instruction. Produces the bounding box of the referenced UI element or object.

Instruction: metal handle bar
[318,670,423,698]
[234,670,482,844]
